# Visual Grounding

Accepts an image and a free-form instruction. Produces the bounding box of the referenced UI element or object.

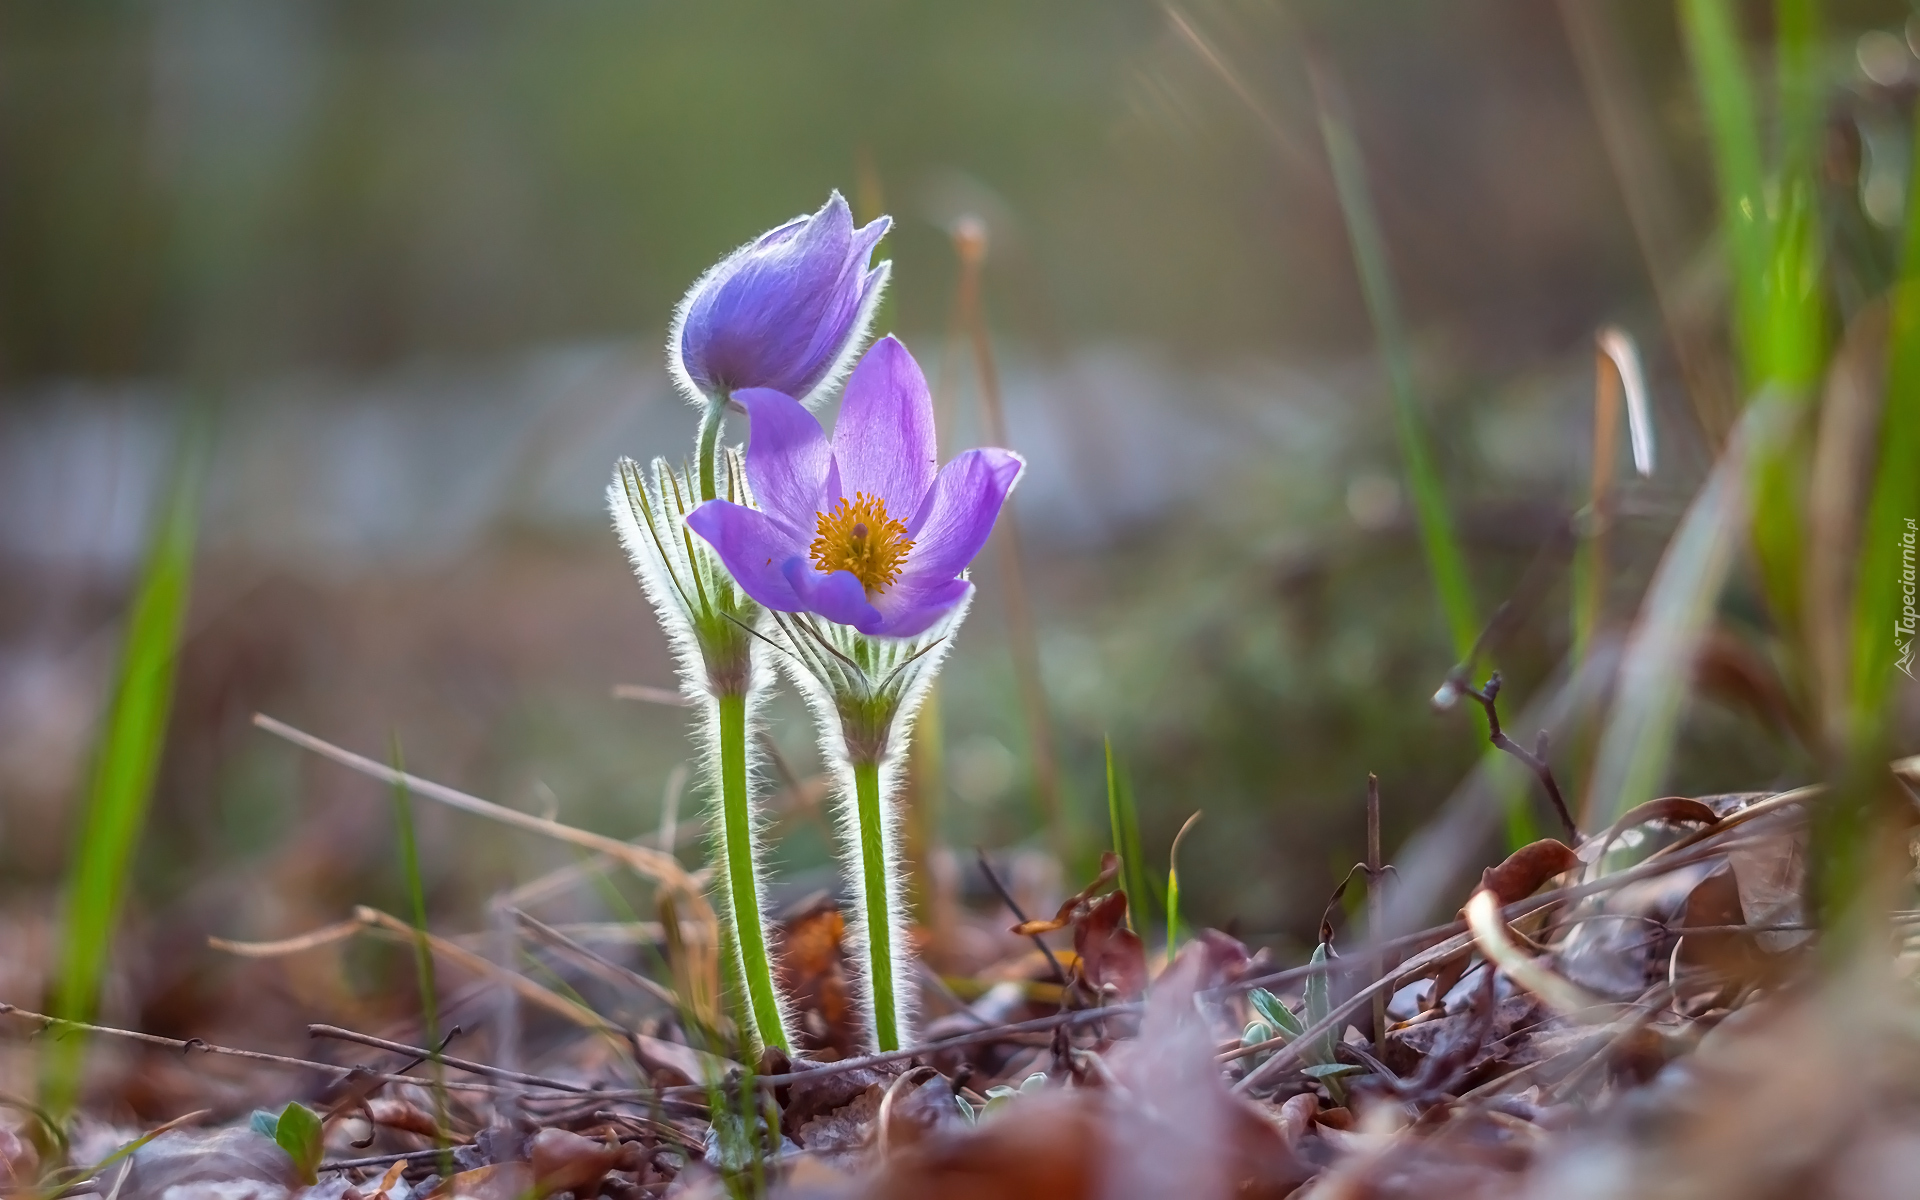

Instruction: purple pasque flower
[672,191,892,406]
[686,336,1023,639]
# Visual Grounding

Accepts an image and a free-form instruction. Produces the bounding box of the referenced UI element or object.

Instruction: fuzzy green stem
[697,394,728,503]
[717,691,787,1053]
[853,757,898,1051]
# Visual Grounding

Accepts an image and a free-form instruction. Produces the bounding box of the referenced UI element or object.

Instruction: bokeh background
[1,0,1910,1070]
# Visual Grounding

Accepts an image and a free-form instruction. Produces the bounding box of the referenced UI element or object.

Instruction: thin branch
[251,714,698,892]
[1366,773,1388,1061]
[0,1005,500,1096]
[509,908,680,1008]
[1456,673,1580,843]
[321,1146,468,1173]
[657,1003,1144,1099]
[612,683,690,707]
[975,849,1071,990]
[307,1025,609,1096]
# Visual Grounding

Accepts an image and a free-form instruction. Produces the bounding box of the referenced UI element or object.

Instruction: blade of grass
[1818,92,1920,928]
[953,220,1068,860]
[1163,811,1202,969]
[1104,738,1156,934]
[1680,0,1768,373]
[1557,0,1739,439]
[1682,0,1827,634]
[1588,394,1794,821]
[1305,50,1478,659]
[1848,93,1920,743]
[388,735,451,1180]
[1305,46,1549,850]
[1573,335,1625,670]
[43,413,206,1117]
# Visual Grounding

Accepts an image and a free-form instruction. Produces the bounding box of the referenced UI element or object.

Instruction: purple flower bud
[672,192,891,406]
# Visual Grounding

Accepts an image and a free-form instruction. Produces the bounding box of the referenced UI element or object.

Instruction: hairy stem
[697,394,727,503]
[853,757,898,1051]
[717,691,787,1053]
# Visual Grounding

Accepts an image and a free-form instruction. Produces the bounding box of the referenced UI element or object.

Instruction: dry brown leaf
[1272,1093,1317,1148]
[795,1082,884,1169]
[1476,839,1581,908]
[777,893,860,1059]
[364,1098,441,1140]
[118,1127,299,1200]
[1578,795,1722,865]
[633,1033,735,1088]
[1010,852,1121,936]
[425,1161,533,1200]
[1074,891,1147,1001]
[837,1084,1311,1200]
[0,1126,34,1191]
[530,1127,632,1197]
[369,1160,407,1199]
[1557,856,1746,1000]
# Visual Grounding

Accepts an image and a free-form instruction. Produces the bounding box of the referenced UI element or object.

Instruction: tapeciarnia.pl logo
[1899,517,1917,680]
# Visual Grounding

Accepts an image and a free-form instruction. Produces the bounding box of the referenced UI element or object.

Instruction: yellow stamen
[809,492,913,594]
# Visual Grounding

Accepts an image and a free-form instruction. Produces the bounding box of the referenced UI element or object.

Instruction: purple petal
[869,576,972,639]
[685,500,809,612]
[901,447,1025,582]
[752,213,810,250]
[679,194,863,397]
[735,388,832,529]
[783,561,884,631]
[831,336,938,514]
[851,214,892,261]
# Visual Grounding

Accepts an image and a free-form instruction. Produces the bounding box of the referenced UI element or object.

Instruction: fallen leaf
[1476,840,1580,908]
[633,1033,735,1089]
[777,893,860,1059]
[1074,891,1147,1001]
[794,1082,883,1169]
[1556,856,1745,1000]
[118,1127,299,1200]
[530,1127,630,1197]
[1272,1094,1317,1148]
[1010,853,1121,936]
[1579,797,1721,864]
[785,1065,900,1141]
[0,1125,36,1189]
[365,1099,440,1141]
[425,1161,533,1200]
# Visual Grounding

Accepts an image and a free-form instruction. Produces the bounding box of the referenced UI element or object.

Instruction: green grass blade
[1308,56,1478,659]
[1588,395,1793,820]
[1302,942,1335,1066]
[1848,96,1920,737]
[1680,0,1768,375]
[388,735,452,1179]
[1835,91,1920,756]
[1163,811,1201,969]
[43,416,206,1117]
[1103,738,1156,934]
[1773,0,1822,190]
[1683,0,1826,633]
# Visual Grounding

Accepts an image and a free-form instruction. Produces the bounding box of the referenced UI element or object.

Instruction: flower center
[809,492,913,594]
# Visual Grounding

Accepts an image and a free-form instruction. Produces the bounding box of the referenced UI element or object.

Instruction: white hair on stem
[607,454,799,1052]
[769,593,972,1051]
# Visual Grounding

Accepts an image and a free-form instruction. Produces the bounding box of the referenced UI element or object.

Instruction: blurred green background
[1,0,1911,1078]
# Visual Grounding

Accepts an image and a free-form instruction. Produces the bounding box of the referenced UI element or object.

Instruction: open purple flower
[686,336,1023,639]
[672,192,892,406]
